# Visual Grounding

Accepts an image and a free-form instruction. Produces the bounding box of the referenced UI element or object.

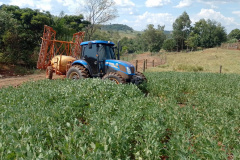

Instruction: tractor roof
[80,40,115,46]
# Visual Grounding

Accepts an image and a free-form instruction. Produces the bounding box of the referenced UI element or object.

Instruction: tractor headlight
[126,67,131,74]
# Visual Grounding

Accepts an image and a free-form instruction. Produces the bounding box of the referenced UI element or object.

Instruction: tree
[193,19,227,48]
[228,29,240,41]
[162,39,176,52]
[185,32,199,51]
[172,11,191,51]
[83,0,118,40]
[53,12,89,40]
[143,24,166,52]
[0,5,53,66]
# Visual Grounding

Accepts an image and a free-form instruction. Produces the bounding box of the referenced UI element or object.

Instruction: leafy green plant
[1,72,240,159]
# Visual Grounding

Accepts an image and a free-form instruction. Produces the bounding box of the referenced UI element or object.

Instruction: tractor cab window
[98,44,115,61]
[82,44,97,60]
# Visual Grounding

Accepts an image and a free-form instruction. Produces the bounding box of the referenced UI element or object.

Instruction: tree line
[120,11,236,54]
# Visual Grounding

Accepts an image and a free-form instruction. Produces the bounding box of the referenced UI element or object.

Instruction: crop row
[0,72,240,159]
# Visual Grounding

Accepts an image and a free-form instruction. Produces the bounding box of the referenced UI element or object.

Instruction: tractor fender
[72,60,92,75]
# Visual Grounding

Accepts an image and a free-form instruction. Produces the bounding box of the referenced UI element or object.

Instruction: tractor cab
[80,40,116,77]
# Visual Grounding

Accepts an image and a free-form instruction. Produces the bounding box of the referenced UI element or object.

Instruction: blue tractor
[66,40,146,84]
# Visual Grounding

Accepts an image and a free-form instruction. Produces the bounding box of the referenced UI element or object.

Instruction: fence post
[152,60,154,67]
[220,65,222,74]
[143,60,145,72]
[135,60,138,72]
[146,59,147,69]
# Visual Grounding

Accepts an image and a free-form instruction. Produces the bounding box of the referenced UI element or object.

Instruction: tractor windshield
[98,44,116,60]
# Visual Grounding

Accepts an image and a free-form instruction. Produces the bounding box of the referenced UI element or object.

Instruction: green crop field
[1,72,240,159]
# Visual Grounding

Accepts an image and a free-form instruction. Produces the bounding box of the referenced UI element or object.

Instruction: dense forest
[0,4,239,68]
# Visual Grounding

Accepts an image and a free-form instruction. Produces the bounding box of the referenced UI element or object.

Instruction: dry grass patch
[148,48,240,74]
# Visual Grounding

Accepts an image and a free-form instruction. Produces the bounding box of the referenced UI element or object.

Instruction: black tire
[102,72,125,84]
[46,66,53,79]
[66,65,89,80]
[135,71,147,82]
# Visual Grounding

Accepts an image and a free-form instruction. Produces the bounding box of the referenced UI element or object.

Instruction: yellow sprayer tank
[51,55,76,74]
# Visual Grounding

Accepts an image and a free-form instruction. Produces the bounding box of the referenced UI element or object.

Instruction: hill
[101,24,134,32]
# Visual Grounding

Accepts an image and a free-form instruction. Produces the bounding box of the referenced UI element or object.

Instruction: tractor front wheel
[102,72,125,84]
[131,71,147,85]
[66,65,89,80]
[135,71,147,82]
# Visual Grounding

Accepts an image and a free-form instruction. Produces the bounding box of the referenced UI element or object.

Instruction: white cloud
[0,2,3,5]
[174,0,192,8]
[118,7,138,15]
[197,9,235,25]
[57,0,79,7]
[232,11,240,17]
[9,0,53,11]
[133,11,174,30]
[114,0,135,7]
[196,0,236,9]
[9,0,35,7]
[57,0,81,15]
[145,0,171,8]
[197,0,235,3]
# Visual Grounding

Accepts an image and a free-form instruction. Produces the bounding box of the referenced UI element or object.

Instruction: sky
[1,0,240,33]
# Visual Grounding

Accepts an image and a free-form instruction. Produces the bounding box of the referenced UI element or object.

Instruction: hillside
[147,48,240,74]
[101,24,172,39]
[101,24,134,31]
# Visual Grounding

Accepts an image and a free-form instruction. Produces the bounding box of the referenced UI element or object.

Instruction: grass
[147,48,240,74]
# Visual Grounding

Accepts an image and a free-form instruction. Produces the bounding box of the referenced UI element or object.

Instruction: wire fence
[221,42,240,50]
[120,52,167,72]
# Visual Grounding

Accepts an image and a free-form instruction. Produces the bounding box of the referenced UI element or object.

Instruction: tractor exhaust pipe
[117,40,120,60]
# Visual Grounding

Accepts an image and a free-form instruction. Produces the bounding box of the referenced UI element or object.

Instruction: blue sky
[1,0,240,33]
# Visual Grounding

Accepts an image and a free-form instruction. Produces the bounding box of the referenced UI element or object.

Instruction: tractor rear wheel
[66,65,89,80]
[102,72,125,84]
[46,66,53,79]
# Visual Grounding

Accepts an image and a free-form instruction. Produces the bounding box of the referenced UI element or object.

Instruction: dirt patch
[0,72,64,89]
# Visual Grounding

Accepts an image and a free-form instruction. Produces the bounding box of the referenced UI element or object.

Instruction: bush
[174,64,204,72]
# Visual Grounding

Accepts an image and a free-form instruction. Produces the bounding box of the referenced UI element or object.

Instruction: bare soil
[0,72,63,89]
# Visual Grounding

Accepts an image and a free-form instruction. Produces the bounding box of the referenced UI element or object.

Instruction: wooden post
[135,60,138,72]
[143,60,145,72]
[220,65,222,74]
[146,59,147,69]
[152,60,154,67]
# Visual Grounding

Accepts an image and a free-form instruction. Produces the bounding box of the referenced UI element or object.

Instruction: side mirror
[88,42,92,49]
